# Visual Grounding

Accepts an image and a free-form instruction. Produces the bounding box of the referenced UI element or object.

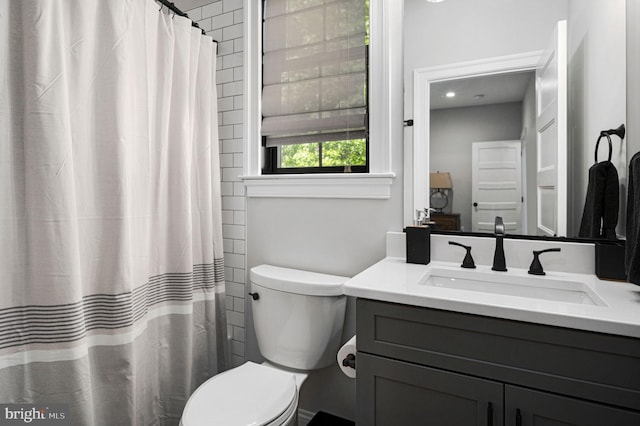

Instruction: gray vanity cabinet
[504,386,640,426]
[358,352,503,425]
[355,299,640,425]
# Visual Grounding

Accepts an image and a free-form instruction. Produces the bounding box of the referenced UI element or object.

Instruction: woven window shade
[262,0,368,147]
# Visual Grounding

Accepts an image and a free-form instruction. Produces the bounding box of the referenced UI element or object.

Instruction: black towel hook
[594,124,625,164]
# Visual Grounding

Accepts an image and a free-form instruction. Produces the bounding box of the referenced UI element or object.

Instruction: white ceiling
[430,71,535,110]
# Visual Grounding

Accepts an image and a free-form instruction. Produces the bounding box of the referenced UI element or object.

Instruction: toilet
[180,264,348,426]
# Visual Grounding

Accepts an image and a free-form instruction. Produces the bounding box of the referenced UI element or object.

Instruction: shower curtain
[0,0,228,424]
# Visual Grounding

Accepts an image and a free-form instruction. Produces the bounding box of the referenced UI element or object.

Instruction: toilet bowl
[180,362,302,426]
[180,265,348,426]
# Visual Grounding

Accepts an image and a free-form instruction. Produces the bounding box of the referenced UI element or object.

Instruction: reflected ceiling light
[445,91,456,98]
[426,0,446,3]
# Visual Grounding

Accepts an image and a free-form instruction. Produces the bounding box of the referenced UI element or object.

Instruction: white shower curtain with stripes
[0,0,228,424]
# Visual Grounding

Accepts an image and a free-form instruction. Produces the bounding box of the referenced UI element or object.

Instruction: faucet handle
[494,216,505,235]
[448,241,476,269]
[528,248,561,275]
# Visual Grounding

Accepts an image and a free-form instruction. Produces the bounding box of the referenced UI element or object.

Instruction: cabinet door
[505,385,640,426]
[357,353,503,426]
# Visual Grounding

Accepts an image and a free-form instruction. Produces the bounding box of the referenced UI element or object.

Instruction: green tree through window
[281,139,367,168]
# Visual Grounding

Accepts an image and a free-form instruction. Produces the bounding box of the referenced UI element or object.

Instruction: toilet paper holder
[342,353,356,369]
[337,335,357,378]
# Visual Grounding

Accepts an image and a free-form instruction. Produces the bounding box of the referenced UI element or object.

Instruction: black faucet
[492,216,507,271]
[528,248,562,275]
[448,241,476,269]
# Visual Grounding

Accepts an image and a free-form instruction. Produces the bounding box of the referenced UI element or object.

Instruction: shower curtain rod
[156,0,219,46]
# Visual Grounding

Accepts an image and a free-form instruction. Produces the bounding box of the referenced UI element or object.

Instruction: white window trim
[242,173,396,199]
[241,0,399,199]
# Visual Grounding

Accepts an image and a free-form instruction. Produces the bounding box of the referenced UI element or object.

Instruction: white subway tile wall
[188,0,245,368]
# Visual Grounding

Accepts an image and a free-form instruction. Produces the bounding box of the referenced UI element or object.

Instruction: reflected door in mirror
[471,141,523,234]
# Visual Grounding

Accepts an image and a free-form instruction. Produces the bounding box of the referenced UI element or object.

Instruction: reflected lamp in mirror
[430,171,453,213]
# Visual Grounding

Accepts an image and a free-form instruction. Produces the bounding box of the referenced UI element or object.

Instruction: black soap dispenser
[405,209,432,265]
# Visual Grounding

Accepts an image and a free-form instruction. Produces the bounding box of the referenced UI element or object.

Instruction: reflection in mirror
[430,72,535,234]
[405,0,627,240]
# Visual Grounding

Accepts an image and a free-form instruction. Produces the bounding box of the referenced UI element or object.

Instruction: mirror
[431,71,536,234]
[405,0,627,239]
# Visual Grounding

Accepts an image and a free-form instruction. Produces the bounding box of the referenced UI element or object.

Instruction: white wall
[567,0,627,237]
[175,0,216,10]
[430,102,523,232]
[404,0,568,119]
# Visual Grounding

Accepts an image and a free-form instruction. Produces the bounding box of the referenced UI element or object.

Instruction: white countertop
[344,257,640,338]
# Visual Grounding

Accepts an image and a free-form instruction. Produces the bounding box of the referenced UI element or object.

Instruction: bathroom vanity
[345,257,640,425]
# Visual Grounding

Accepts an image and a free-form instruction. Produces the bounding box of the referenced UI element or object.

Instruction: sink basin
[420,268,606,306]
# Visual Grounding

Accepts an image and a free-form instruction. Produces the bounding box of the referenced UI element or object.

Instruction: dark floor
[308,411,355,426]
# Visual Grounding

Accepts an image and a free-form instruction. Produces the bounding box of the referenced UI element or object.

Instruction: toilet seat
[181,362,298,426]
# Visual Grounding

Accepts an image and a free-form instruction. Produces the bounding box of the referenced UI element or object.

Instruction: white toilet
[180,264,348,426]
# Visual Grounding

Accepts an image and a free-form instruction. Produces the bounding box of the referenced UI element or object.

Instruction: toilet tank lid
[250,264,349,296]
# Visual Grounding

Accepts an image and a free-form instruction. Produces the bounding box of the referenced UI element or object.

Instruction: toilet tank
[249,265,348,370]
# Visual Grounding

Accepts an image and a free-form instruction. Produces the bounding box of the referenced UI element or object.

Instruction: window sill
[241,173,396,199]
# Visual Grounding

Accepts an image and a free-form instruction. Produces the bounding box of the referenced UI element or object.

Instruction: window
[261,0,369,174]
